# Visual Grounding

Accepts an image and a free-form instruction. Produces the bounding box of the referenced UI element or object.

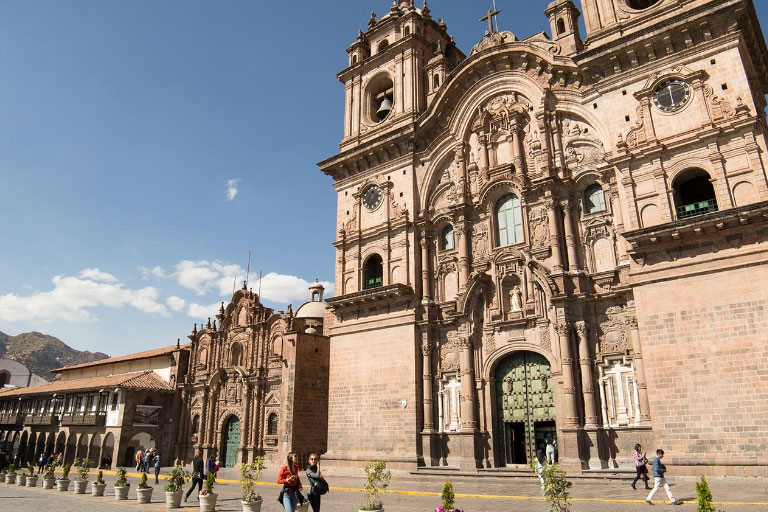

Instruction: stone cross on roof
[480,4,501,34]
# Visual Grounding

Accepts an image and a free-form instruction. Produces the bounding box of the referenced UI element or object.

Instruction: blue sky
[1,1,767,356]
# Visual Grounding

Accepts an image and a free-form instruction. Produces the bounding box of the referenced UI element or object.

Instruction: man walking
[185,451,204,502]
[646,449,682,505]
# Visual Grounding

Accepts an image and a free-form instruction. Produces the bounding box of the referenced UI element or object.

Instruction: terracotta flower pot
[199,492,218,512]
[137,486,154,504]
[241,499,263,512]
[56,478,70,491]
[92,482,106,496]
[26,475,39,487]
[165,490,183,509]
[114,484,130,500]
[74,479,88,493]
[43,478,56,489]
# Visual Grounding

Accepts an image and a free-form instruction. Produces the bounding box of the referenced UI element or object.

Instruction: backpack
[312,476,329,496]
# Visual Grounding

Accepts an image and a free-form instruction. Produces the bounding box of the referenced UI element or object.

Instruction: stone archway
[494,351,555,465]
[220,415,241,468]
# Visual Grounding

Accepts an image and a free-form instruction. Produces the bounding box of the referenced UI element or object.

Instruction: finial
[193,323,197,334]
[213,320,217,330]
[207,317,211,329]
[368,11,377,28]
[391,0,400,15]
[357,29,365,42]
[176,338,180,349]
[438,18,446,31]
[219,302,225,314]
[422,0,431,19]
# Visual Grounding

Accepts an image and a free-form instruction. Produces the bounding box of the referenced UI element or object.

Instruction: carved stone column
[561,199,580,271]
[626,315,651,423]
[556,321,578,427]
[546,199,564,271]
[458,336,478,431]
[455,143,468,203]
[511,123,522,168]
[420,234,432,301]
[421,332,435,431]
[574,321,598,427]
[457,223,470,290]
[478,133,490,175]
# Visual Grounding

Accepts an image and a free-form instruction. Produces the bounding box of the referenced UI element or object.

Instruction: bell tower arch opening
[494,351,555,466]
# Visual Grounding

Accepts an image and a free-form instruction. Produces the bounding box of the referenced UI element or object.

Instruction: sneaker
[632,482,637,490]
[671,500,682,505]
[646,499,654,505]
[184,495,188,503]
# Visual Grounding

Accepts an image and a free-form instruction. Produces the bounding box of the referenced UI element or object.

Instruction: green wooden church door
[221,416,241,467]
[495,351,555,464]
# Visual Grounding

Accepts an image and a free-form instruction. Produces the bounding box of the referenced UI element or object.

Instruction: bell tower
[545,0,583,55]
[580,0,674,46]
[338,1,456,153]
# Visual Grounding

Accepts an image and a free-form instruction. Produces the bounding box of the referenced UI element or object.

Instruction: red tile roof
[0,370,174,397]
[52,343,190,373]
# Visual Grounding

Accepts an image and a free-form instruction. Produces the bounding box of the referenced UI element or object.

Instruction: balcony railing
[24,414,59,426]
[0,412,23,426]
[676,199,718,219]
[364,276,383,290]
[60,412,106,426]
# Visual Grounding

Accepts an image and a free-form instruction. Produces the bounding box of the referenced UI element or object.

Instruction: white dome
[294,300,328,319]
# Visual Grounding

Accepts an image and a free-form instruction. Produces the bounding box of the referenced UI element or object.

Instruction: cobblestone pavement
[1,467,767,512]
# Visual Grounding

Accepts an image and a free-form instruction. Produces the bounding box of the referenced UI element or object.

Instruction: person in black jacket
[185,451,205,502]
[306,453,323,512]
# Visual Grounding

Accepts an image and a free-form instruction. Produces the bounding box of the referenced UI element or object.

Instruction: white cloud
[173,260,243,296]
[139,265,167,280]
[187,301,222,319]
[0,272,169,323]
[166,296,187,312]
[255,273,333,304]
[226,179,240,201]
[79,268,119,283]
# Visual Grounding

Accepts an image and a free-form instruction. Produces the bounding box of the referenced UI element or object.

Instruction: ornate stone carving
[439,332,461,372]
[482,93,528,133]
[623,105,647,148]
[574,320,588,337]
[555,321,570,337]
[471,223,489,260]
[528,206,550,249]
[539,325,551,353]
[624,315,638,330]
[600,306,629,354]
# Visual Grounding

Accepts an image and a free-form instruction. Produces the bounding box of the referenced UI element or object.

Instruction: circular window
[362,184,383,210]
[626,0,662,9]
[653,79,691,112]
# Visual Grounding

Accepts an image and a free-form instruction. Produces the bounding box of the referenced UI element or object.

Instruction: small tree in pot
[5,463,16,485]
[57,463,71,491]
[92,470,107,496]
[163,465,190,509]
[199,471,217,512]
[359,460,391,512]
[435,481,464,512]
[26,464,38,487]
[74,457,94,493]
[43,454,59,489]
[137,472,154,503]
[240,457,266,512]
[114,466,130,500]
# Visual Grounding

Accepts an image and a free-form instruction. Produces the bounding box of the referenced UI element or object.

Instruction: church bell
[376,97,393,121]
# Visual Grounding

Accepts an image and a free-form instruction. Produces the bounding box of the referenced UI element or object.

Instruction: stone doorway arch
[494,351,556,466]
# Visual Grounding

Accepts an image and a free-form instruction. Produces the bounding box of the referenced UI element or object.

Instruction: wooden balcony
[24,414,59,426]
[0,412,23,426]
[60,412,106,426]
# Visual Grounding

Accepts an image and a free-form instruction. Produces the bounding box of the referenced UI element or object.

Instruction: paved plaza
[1,467,768,512]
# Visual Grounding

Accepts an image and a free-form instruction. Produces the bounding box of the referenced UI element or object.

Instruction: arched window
[404,26,411,36]
[557,18,566,35]
[364,254,383,289]
[584,184,606,214]
[192,415,200,434]
[440,225,454,251]
[352,55,358,65]
[0,371,9,388]
[433,74,440,90]
[267,413,278,435]
[143,397,154,406]
[627,0,661,9]
[198,348,208,367]
[673,169,718,219]
[377,40,389,53]
[496,194,524,246]
[230,343,242,367]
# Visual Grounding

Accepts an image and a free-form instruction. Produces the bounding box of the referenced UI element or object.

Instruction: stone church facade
[175,283,330,468]
[318,0,768,476]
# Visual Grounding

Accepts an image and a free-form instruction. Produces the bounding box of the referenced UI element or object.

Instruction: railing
[364,277,383,290]
[676,199,718,219]
[60,412,106,426]
[0,412,23,425]
[24,414,59,426]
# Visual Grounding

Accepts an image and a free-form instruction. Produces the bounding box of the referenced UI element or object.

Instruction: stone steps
[410,466,637,481]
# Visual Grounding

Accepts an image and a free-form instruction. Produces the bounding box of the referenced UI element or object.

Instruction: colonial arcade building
[319,0,768,475]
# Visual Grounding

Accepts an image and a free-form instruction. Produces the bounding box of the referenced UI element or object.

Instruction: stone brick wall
[635,263,768,473]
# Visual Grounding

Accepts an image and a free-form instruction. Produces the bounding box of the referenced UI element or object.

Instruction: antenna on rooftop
[257,269,263,298]
[246,249,251,288]
[232,274,237,296]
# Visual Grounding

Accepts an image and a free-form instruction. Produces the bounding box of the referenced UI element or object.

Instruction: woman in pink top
[632,443,650,490]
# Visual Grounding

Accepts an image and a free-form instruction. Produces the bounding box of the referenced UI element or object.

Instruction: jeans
[154,466,161,483]
[647,477,675,502]
[308,493,321,512]
[282,492,297,512]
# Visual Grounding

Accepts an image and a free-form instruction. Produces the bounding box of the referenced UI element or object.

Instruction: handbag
[313,477,329,496]
[277,488,285,504]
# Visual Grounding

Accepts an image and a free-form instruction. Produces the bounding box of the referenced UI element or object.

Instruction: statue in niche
[510,286,523,312]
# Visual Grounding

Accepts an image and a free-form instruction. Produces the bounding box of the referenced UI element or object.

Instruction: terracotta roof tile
[0,370,174,398]
[52,343,190,373]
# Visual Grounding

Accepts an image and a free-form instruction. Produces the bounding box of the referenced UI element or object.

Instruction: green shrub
[115,467,128,487]
[27,464,34,476]
[8,463,15,474]
[138,472,149,489]
[696,476,715,512]
[44,455,60,479]
[441,481,455,510]
[163,466,190,493]
[360,459,391,511]
[75,457,94,481]
[96,470,104,484]
[199,472,215,495]
[61,463,71,480]
[240,456,266,503]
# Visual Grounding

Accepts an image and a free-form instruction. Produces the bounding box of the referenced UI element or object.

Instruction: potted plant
[57,463,71,491]
[26,464,38,487]
[435,481,463,512]
[163,465,189,509]
[43,454,59,489]
[137,472,154,503]
[15,464,27,486]
[240,457,266,512]
[114,466,130,500]
[74,457,94,493]
[199,471,217,512]
[5,464,16,485]
[0,469,5,484]
[359,460,391,512]
[92,470,107,496]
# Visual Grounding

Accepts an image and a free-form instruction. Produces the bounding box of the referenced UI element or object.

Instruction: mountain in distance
[0,331,110,381]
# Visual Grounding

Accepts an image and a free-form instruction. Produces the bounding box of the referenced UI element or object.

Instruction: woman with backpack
[306,452,328,512]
